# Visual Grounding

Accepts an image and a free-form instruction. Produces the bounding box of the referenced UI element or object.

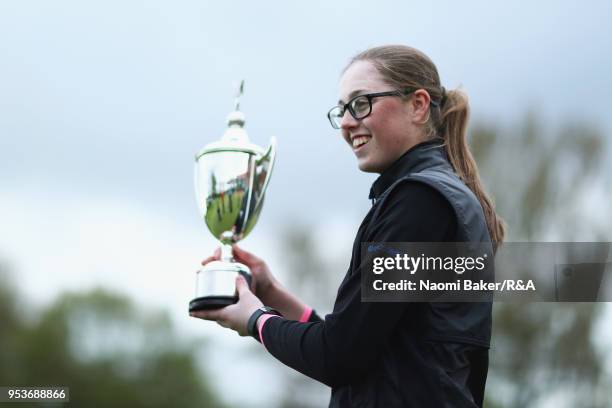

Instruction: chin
[357,159,381,174]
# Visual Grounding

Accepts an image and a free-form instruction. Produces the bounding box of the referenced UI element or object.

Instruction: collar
[368,139,446,203]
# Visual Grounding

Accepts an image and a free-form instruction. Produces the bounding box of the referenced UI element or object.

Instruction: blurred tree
[275,227,339,408]
[470,113,611,408]
[0,265,225,408]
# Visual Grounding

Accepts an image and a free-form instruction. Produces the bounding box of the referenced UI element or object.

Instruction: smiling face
[338,60,425,173]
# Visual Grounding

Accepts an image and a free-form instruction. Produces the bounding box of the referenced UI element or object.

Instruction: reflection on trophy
[189,81,277,312]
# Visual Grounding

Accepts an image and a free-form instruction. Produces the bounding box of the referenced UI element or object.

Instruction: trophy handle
[259,136,277,196]
[250,136,276,218]
[235,137,276,238]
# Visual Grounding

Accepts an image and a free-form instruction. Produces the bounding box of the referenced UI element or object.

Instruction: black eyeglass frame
[327,87,439,129]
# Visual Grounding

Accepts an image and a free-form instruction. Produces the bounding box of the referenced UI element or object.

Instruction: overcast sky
[1,0,611,225]
[1,1,611,406]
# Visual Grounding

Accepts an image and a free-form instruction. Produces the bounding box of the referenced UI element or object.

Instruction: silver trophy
[189,81,277,311]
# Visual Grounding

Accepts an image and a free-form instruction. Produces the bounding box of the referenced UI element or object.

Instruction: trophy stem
[221,244,234,263]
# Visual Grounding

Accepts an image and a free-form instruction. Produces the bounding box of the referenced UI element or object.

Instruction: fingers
[190,308,224,321]
[235,274,252,296]
[216,320,230,329]
[201,247,222,266]
[190,304,237,331]
[232,244,260,265]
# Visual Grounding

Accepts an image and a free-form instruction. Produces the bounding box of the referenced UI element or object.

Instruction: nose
[339,109,359,131]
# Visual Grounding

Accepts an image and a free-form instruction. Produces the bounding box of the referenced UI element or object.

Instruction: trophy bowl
[189,83,276,312]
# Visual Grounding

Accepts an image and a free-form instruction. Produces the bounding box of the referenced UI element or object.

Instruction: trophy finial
[226,80,246,130]
[234,80,245,111]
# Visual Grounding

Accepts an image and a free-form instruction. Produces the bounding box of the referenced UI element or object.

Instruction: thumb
[235,274,251,295]
[232,244,256,263]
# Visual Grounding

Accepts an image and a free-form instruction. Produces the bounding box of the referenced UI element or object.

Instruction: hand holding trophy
[189,81,276,312]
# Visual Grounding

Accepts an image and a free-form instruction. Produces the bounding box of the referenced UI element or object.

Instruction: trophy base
[190,260,253,312]
[189,295,237,312]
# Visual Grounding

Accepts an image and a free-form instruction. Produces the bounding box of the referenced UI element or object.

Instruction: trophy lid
[196,80,264,160]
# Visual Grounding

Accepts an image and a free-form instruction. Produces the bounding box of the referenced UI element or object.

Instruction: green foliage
[0,269,225,408]
[471,112,609,241]
[470,114,611,407]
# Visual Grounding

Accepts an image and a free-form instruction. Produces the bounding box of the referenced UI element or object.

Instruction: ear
[409,89,432,124]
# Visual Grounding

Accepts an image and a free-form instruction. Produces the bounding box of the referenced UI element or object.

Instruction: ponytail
[438,89,506,250]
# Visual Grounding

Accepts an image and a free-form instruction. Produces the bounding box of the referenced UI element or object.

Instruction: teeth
[352,136,371,148]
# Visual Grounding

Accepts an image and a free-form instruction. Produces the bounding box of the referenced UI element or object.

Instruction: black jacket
[261,140,493,407]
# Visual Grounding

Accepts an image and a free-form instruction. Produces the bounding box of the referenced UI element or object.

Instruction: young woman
[191,45,506,407]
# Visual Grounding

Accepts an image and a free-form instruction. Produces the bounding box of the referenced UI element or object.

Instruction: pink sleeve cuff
[257,314,282,347]
[298,306,313,323]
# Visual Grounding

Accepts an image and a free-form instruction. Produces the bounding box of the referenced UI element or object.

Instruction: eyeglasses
[327,88,416,129]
